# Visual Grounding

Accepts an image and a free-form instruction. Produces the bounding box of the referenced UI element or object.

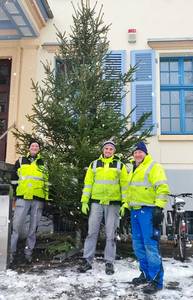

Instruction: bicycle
[166,193,193,262]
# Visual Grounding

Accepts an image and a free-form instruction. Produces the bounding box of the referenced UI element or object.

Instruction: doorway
[0,59,12,161]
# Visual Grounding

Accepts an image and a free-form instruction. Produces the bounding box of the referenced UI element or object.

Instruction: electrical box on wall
[128,28,136,43]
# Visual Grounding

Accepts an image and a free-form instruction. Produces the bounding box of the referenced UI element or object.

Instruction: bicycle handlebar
[169,193,193,198]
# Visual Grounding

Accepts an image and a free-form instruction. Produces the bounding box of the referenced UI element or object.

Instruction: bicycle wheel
[177,217,187,262]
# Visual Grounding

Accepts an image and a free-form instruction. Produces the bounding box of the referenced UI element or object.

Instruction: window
[160,57,193,134]
[55,57,72,77]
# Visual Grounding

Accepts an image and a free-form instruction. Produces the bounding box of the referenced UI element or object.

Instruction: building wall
[0,39,40,162]
[39,0,193,194]
[1,0,193,194]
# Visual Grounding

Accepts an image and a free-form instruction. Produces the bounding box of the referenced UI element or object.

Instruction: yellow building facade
[0,0,53,162]
[1,0,193,197]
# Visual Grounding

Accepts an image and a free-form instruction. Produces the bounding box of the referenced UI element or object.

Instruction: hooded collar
[131,154,153,170]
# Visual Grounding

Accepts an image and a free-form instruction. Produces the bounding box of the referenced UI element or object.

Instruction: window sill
[158,135,193,141]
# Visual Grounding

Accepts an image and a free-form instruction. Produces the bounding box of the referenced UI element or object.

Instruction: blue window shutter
[104,50,126,115]
[131,50,156,134]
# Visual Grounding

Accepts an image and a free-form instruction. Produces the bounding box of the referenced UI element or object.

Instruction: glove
[81,203,89,215]
[120,203,129,217]
[152,207,164,229]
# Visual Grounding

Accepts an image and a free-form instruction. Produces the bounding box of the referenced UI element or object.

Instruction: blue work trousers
[130,206,164,288]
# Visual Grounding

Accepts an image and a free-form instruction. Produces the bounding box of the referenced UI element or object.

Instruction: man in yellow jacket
[120,141,169,294]
[79,140,128,275]
[10,139,48,265]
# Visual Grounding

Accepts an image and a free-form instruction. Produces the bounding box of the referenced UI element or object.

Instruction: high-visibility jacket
[81,154,128,205]
[12,153,49,201]
[126,154,169,209]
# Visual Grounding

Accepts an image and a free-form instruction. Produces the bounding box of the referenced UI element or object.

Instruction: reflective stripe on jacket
[126,154,169,209]
[16,154,49,200]
[81,154,128,205]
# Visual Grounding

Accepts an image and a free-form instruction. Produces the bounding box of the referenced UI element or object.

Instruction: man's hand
[120,202,129,217]
[81,203,89,215]
[152,207,164,228]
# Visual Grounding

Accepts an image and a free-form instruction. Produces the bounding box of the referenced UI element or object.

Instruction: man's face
[133,150,146,165]
[29,142,40,157]
[103,145,115,158]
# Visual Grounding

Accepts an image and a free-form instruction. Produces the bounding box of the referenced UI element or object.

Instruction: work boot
[78,259,92,273]
[131,272,148,286]
[25,255,32,264]
[9,253,15,265]
[105,263,114,275]
[143,281,162,294]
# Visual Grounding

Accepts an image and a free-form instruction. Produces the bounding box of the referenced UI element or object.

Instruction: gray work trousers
[83,202,120,264]
[11,198,43,256]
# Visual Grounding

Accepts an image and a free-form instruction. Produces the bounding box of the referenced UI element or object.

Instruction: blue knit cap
[133,142,148,154]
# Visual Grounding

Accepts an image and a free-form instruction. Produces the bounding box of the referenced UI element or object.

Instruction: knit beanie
[133,142,148,154]
[102,140,116,150]
[29,139,41,148]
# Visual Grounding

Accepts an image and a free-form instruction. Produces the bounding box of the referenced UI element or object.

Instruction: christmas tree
[14,0,152,225]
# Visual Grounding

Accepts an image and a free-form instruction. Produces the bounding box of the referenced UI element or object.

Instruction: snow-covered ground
[0,257,193,300]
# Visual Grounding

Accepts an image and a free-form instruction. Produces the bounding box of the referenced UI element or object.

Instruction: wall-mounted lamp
[128,28,136,43]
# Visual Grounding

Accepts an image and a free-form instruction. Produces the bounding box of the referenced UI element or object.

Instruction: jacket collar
[131,154,153,168]
[27,152,41,161]
[99,154,114,163]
